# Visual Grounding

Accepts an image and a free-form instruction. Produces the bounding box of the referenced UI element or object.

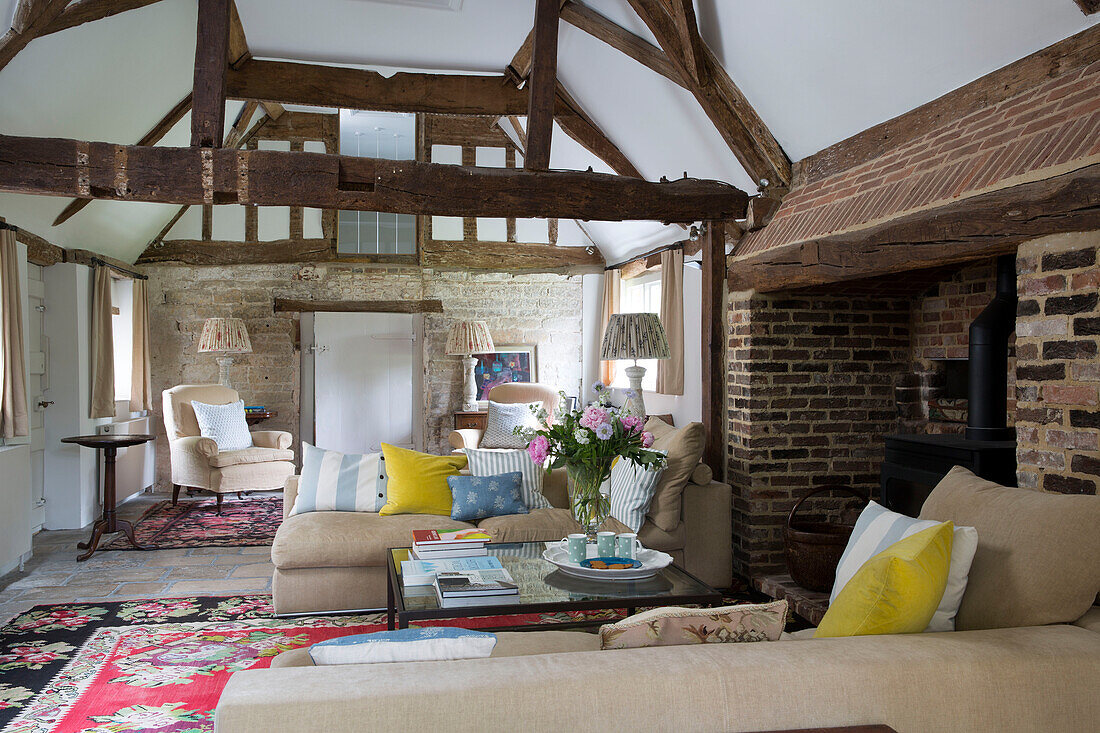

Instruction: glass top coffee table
[385,542,722,631]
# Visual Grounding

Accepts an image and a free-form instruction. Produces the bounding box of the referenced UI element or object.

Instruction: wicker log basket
[784,485,868,592]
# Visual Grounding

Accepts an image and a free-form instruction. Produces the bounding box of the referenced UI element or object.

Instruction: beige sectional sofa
[271,466,733,615]
[222,467,1100,733]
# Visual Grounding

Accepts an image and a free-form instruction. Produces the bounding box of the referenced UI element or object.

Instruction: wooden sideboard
[453,411,488,431]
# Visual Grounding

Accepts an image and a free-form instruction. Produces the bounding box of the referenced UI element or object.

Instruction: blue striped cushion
[291,442,388,515]
[464,448,551,510]
[607,452,666,532]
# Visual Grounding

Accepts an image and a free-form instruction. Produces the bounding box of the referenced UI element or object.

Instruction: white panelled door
[26,264,47,532]
[313,312,421,455]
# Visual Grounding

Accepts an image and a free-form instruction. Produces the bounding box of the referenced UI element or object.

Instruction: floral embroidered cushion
[480,401,541,449]
[598,600,788,650]
[447,472,529,521]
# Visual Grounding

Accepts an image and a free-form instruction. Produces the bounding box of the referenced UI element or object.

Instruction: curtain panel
[656,249,685,395]
[130,279,152,412]
[0,229,28,438]
[599,269,621,386]
[89,265,115,418]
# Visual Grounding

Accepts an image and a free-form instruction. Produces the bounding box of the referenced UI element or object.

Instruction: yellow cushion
[815,522,954,638]
[378,444,468,517]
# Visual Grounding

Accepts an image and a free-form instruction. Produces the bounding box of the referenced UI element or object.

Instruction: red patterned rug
[0,596,625,733]
[102,498,282,551]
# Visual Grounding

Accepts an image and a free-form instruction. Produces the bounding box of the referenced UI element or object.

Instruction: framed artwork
[472,344,538,400]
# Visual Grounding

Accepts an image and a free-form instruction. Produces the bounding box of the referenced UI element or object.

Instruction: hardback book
[411,546,488,560]
[400,556,509,587]
[436,593,518,609]
[412,528,492,549]
[434,572,519,597]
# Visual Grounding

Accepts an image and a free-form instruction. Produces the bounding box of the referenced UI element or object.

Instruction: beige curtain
[599,269,621,385]
[657,249,685,395]
[130,279,152,412]
[89,265,115,418]
[0,229,29,438]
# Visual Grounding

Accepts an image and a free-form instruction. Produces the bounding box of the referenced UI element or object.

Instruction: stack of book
[244,405,267,415]
[433,570,519,608]
[400,556,507,587]
[411,529,492,560]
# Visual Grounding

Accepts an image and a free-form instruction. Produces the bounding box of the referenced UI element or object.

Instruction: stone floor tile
[238,546,272,556]
[167,578,270,594]
[163,566,232,580]
[1,571,77,590]
[228,563,275,579]
[145,556,217,567]
[111,582,174,597]
[189,547,244,556]
[211,554,250,565]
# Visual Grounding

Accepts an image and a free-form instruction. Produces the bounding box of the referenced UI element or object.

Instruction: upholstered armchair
[448,382,559,451]
[163,384,295,513]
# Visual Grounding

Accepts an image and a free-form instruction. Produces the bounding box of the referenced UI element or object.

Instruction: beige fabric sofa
[221,469,1100,733]
[163,384,295,513]
[271,466,733,614]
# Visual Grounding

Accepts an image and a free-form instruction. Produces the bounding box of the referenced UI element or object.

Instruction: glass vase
[565,459,614,541]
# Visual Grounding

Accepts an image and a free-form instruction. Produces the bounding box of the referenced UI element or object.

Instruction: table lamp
[198,317,252,389]
[446,321,495,412]
[600,312,670,417]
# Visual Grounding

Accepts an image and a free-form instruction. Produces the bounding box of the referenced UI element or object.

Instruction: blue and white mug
[558,533,587,563]
[615,533,643,560]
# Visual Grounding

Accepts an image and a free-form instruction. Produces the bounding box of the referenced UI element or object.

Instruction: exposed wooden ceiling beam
[224,100,258,149]
[559,1,684,88]
[52,92,194,227]
[191,0,231,148]
[0,0,71,72]
[422,239,604,275]
[525,0,562,171]
[555,82,642,178]
[727,162,1100,293]
[42,0,165,36]
[626,0,791,188]
[667,0,704,84]
[1074,0,1099,15]
[0,133,748,221]
[227,0,251,68]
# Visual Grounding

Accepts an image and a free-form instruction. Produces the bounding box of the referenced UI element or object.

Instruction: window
[613,272,662,392]
[337,110,416,256]
[110,277,133,403]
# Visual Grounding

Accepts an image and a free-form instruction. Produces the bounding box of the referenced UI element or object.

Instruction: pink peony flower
[620,415,645,434]
[579,406,609,430]
[527,435,550,464]
[641,431,654,448]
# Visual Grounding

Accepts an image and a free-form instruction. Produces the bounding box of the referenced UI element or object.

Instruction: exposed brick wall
[144,263,582,489]
[726,292,910,575]
[738,57,1100,257]
[1015,231,1100,494]
[898,260,1016,435]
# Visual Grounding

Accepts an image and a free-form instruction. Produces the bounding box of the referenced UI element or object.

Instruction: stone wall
[1015,231,1100,494]
[727,292,910,575]
[144,262,583,489]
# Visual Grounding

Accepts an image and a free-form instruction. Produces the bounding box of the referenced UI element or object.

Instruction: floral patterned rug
[0,595,624,733]
[102,498,283,551]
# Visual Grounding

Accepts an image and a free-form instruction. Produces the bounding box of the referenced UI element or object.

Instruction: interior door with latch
[313,312,421,455]
[26,264,48,532]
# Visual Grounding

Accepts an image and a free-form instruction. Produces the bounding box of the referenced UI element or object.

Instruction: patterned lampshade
[446,320,494,356]
[600,312,670,361]
[197,317,252,354]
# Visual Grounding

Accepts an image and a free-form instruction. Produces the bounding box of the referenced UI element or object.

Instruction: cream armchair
[448,382,559,451]
[163,384,295,513]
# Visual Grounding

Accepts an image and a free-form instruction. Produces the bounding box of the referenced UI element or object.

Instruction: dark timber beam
[191,0,230,148]
[0,0,70,72]
[422,239,604,274]
[727,163,1100,293]
[525,0,562,170]
[559,1,684,88]
[627,0,791,188]
[701,219,726,476]
[274,299,445,314]
[0,133,749,221]
[42,0,165,36]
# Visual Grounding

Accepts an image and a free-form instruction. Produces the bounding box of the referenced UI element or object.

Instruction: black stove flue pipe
[966,255,1017,441]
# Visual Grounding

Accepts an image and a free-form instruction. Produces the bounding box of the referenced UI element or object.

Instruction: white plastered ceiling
[0,0,1095,264]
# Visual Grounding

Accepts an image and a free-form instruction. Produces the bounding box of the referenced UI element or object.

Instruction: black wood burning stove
[881,255,1018,516]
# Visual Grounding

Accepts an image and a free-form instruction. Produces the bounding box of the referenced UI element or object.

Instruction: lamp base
[623,365,647,418]
[461,356,479,412]
[215,356,234,389]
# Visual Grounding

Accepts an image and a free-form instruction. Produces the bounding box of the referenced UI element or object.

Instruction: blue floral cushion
[447,472,529,522]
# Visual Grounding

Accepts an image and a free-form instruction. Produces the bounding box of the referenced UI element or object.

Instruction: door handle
[37,400,54,409]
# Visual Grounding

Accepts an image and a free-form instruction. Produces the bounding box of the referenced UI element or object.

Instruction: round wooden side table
[61,434,156,561]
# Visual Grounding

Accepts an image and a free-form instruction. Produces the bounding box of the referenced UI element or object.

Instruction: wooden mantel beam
[727,163,1100,293]
[525,0,562,171]
[0,133,749,221]
[191,0,231,147]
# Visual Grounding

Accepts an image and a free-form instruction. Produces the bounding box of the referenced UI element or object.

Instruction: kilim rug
[0,595,632,733]
[102,498,283,551]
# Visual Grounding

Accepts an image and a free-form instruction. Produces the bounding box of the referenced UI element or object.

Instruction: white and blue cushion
[480,401,540,449]
[832,500,979,632]
[291,442,388,515]
[606,451,666,532]
[190,399,252,452]
[308,627,497,665]
[448,472,528,521]
[464,447,551,510]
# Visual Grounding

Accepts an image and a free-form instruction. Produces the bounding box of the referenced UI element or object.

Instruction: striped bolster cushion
[291,442,388,515]
[464,447,551,510]
[607,452,666,532]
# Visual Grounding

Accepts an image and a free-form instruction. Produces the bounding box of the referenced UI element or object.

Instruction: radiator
[97,416,155,505]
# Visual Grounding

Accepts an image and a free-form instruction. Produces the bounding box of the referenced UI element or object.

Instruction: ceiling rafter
[525,0,561,170]
[41,0,165,37]
[559,1,684,88]
[0,0,71,73]
[626,0,791,189]
[191,0,231,148]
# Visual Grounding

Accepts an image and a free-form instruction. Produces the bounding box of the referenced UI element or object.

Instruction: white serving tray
[541,544,673,581]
